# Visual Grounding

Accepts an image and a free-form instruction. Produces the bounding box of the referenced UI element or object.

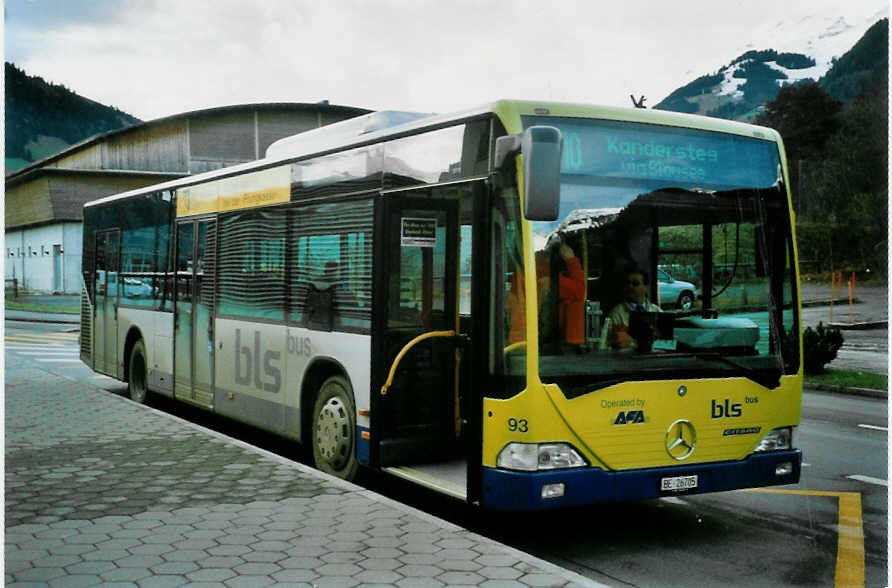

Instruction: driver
[608,267,661,350]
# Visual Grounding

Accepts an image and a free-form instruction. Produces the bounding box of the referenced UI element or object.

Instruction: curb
[801,297,861,308]
[4,313,80,325]
[828,320,888,330]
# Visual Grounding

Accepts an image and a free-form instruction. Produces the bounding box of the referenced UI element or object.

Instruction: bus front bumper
[481,450,801,510]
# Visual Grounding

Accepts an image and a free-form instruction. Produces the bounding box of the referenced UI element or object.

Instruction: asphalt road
[5,318,888,587]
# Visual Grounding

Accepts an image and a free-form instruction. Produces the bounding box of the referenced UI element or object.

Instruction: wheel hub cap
[315,397,350,469]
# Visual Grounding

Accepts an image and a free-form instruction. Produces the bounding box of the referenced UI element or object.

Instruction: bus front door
[174,219,215,408]
[374,198,463,468]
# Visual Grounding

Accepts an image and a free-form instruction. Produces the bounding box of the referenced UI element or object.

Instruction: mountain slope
[654,13,888,121]
[820,17,889,102]
[5,62,142,173]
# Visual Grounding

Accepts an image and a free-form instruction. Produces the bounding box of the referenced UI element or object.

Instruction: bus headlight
[754,427,793,452]
[497,442,587,471]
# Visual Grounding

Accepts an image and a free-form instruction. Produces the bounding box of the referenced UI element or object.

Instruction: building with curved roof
[5,102,370,294]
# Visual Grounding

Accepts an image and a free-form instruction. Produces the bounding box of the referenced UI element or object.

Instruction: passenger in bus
[507,242,585,347]
[555,242,585,346]
[608,267,661,350]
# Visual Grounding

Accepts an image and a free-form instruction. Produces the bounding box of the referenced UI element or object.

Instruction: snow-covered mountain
[655,7,888,121]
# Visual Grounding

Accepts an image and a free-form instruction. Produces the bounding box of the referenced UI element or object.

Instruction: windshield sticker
[401,217,437,247]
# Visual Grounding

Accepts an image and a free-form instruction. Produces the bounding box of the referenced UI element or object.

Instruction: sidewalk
[5,360,602,588]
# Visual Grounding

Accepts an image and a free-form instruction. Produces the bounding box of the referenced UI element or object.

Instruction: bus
[81,100,802,510]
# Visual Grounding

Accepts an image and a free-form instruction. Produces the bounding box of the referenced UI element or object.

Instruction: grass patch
[805,368,887,391]
[5,300,79,314]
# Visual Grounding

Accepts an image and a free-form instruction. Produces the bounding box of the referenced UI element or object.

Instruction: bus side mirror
[522,126,562,221]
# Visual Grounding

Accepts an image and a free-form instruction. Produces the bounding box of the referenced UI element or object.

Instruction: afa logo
[614,410,646,425]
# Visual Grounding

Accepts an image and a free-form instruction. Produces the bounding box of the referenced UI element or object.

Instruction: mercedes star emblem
[665,419,697,461]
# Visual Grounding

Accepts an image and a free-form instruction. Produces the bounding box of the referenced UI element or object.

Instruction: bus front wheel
[128,340,148,404]
[311,376,359,481]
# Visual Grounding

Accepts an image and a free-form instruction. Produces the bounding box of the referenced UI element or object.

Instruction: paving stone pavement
[5,360,603,587]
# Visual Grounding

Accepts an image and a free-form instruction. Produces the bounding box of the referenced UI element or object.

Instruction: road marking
[846,475,887,487]
[18,351,79,356]
[33,358,84,363]
[747,489,864,587]
[857,424,887,432]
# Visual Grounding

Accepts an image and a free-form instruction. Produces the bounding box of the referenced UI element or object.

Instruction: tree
[810,77,888,271]
[755,82,842,200]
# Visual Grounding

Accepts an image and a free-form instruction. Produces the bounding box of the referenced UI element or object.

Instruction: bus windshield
[509,117,798,395]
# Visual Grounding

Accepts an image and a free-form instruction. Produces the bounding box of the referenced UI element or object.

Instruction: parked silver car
[657,268,698,310]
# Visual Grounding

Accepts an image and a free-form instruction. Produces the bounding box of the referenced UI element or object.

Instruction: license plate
[661,475,698,491]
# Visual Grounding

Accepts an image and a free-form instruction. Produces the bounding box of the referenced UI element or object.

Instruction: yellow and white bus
[81,100,802,509]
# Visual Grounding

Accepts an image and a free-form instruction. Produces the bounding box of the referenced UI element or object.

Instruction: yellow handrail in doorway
[380,330,456,396]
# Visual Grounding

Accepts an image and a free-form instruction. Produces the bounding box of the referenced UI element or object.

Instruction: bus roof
[490,100,781,140]
[84,99,782,209]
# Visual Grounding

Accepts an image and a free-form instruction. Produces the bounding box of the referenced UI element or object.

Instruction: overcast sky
[4,0,888,121]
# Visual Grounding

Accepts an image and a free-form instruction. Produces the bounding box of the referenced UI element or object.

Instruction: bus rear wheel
[128,339,148,404]
[311,376,359,481]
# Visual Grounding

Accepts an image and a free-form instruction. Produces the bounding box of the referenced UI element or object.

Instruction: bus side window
[288,199,373,331]
[217,208,286,320]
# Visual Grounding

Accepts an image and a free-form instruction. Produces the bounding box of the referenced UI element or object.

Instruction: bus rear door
[174,218,216,408]
[94,229,120,377]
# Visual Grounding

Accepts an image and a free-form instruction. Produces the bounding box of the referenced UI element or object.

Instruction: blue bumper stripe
[481,450,801,510]
[356,426,370,466]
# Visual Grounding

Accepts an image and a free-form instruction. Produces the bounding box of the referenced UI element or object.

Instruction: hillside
[5,62,142,173]
[820,18,889,102]
[654,16,888,120]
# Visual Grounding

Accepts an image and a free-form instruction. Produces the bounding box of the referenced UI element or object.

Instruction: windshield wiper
[691,352,781,389]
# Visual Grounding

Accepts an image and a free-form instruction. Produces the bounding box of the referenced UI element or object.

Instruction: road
[5,318,888,587]
[801,283,888,375]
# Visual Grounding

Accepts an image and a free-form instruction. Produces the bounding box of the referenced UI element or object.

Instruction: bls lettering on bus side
[287,333,312,357]
[234,328,282,393]
[711,398,742,418]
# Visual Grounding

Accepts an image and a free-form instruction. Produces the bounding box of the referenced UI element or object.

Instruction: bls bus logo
[614,410,645,425]
[235,329,281,393]
[711,398,742,418]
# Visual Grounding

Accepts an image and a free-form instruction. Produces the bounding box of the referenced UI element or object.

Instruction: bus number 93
[508,418,529,433]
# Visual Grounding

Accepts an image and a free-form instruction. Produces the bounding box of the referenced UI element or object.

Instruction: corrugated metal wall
[189,111,256,170]
[49,175,167,221]
[104,120,190,172]
[6,104,369,230]
[257,109,322,157]
[5,177,54,227]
